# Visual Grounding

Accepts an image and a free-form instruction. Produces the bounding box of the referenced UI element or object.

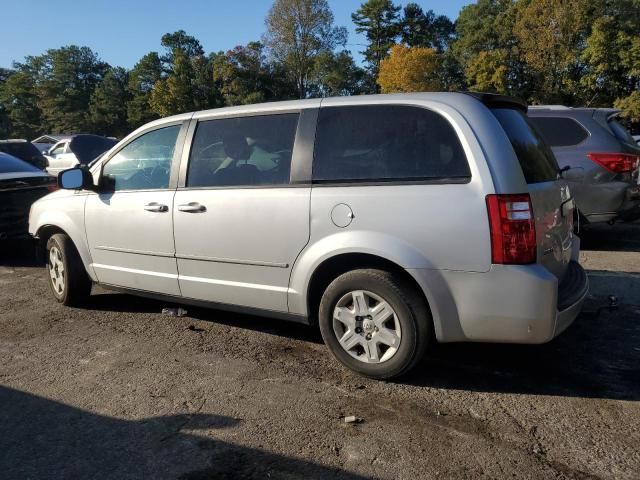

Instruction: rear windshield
[0,142,44,162]
[608,118,636,145]
[0,153,40,173]
[492,108,559,183]
[528,116,589,147]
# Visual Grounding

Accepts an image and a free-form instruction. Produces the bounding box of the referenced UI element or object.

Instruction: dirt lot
[1,224,639,479]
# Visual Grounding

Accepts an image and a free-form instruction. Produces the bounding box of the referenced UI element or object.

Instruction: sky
[0,0,471,70]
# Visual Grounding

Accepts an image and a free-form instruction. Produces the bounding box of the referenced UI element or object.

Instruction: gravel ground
[1,225,639,479]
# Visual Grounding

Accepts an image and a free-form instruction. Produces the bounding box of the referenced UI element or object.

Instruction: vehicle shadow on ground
[579,223,640,252]
[86,291,324,344]
[0,386,368,480]
[406,300,640,401]
[0,240,41,267]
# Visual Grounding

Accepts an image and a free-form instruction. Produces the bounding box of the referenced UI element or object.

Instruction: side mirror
[58,167,95,191]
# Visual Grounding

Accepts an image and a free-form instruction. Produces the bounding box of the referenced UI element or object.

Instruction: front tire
[46,233,91,306]
[318,269,432,380]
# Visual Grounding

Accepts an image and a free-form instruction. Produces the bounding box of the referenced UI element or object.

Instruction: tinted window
[187,114,299,188]
[0,152,40,173]
[0,142,45,162]
[528,117,589,147]
[608,118,636,145]
[313,106,469,183]
[102,125,180,192]
[492,108,559,183]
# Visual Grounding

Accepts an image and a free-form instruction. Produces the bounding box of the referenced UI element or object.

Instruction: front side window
[102,125,180,192]
[50,143,66,156]
[187,113,299,188]
[313,105,470,183]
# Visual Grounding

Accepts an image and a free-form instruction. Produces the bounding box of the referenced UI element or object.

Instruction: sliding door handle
[177,202,206,213]
[144,202,168,212]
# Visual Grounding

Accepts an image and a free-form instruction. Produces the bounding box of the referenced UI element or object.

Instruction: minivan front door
[173,113,310,312]
[85,124,185,295]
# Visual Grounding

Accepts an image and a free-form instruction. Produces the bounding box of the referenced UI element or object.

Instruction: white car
[45,135,117,176]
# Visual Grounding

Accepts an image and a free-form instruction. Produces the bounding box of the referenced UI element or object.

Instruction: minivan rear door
[492,108,574,281]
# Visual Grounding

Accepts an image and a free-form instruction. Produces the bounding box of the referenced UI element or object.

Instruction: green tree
[453,0,530,98]
[89,67,130,137]
[400,3,454,52]
[160,30,205,69]
[127,52,163,128]
[309,50,366,97]
[265,0,348,98]
[213,42,296,106]
[581,0,640,116]
[352,0,401,83]
[149,31,219,117]
[34,46,109,133]
[514,0,592,104]
[0,68,42,138]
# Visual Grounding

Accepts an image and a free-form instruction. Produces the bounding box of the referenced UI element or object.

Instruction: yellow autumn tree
[377,44,442,93]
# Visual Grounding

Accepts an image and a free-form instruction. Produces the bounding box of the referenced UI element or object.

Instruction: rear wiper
[557,165,571,178]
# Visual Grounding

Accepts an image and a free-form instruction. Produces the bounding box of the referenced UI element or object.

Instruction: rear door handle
[144,202,168,212]
[177,202,206,213]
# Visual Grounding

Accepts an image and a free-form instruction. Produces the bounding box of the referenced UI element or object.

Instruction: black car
[0,152,57,240]
[0,139,48,170]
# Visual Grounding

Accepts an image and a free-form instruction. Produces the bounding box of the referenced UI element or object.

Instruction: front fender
[29,194,95,281]
[287,230,435,316]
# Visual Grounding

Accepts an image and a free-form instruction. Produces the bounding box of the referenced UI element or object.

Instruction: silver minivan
[29,93,588,379]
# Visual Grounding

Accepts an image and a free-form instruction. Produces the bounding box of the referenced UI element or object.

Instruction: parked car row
[528,107,640,224]
[0,152,57,240]
[29,92,590,379]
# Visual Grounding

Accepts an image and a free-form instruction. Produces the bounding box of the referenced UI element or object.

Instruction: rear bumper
[408,261,588,344]
[578,182,640,223]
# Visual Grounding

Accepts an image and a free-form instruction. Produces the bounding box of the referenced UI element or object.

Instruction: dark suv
[0,139,47,170]
[528,107,640,224]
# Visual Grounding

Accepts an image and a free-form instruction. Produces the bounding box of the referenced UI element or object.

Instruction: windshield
[0,153,40,174]
[491,108,559,184]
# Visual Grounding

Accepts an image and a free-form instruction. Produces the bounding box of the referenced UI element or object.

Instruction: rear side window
[313,105,470,183]
[608,118,636,145]
[0,142,44,162]
[492,108,559,184]
[528,117,589,147]
[187,113,299,188]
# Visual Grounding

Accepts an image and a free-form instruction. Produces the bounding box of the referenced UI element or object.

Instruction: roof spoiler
[461,92,528,113]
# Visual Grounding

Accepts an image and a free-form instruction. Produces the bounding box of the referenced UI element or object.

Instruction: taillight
[587,152,639,173]
[486,194,536,264]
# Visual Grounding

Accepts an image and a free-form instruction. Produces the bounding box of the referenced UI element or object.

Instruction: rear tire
[46,233,91,306]
[318,269,432,380]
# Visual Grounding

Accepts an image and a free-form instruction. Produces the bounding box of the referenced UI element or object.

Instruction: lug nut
[374,327,379,332]
[355,327,362,334]
[366,334,372,340]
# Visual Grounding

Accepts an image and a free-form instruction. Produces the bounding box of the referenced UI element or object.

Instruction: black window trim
[311,104,472,186]
[95,120,190,193]
[528,115,591,149]
[177,109,316,190]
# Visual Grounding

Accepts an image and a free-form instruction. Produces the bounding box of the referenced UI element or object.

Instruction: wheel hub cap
[332,290,402,364]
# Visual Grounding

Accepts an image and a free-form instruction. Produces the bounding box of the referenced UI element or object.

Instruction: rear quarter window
[492,108,559,184]
[608,118,636,145]
[528,117,589,147]
[313,105,470,183]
